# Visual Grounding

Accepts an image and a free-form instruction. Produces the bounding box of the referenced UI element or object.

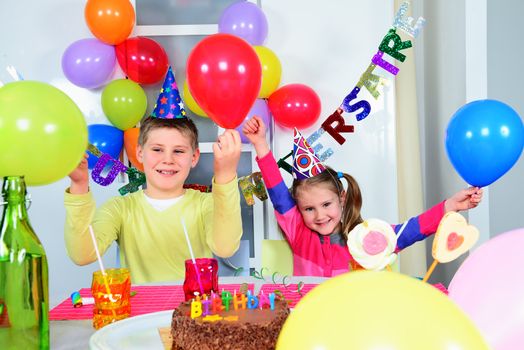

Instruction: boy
[64,116,243,283]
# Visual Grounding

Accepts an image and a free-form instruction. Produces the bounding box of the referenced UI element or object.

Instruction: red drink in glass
[183,258,218,301]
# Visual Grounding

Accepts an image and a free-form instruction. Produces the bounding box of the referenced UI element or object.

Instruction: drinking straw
[88,225,118,306]
[181,218,205,296]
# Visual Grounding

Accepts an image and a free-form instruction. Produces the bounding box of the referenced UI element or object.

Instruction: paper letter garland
[295,1,425,166]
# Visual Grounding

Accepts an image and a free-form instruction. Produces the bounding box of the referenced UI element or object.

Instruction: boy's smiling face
[137,127,200,199]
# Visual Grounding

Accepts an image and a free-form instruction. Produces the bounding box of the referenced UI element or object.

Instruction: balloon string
[124,39,129,80]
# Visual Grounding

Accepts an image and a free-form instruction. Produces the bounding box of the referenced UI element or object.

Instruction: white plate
[89,310,172,350]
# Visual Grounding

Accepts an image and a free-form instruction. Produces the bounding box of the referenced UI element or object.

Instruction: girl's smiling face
[137,127,199,199]
[295,183,345,236]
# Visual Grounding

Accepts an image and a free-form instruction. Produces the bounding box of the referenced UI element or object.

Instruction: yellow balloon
[254,46,282,98]
[277,272,489,350]
[183,80,207,117]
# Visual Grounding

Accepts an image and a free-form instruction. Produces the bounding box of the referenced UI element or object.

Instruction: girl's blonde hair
[291,167,363,241]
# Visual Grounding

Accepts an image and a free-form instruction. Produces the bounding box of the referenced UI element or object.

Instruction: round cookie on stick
[348,219,398,271]
[423,212,479,282]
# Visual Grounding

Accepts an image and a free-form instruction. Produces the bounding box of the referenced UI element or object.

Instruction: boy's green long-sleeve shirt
[64,179,242,283]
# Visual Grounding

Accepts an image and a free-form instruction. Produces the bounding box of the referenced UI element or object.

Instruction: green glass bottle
[0,176,49,349]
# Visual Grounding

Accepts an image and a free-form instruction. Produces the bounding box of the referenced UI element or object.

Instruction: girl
[243,116,483,277]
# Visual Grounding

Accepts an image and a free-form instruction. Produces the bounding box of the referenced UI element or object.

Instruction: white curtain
[394,0,427,277]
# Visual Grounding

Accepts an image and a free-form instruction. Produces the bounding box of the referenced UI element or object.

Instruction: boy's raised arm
[206,129,243,257]
[213,129,242,184]
[64,153,120,265]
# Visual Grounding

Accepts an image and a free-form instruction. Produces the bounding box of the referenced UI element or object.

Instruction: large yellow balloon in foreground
[0,81,87,186]
[277,271,489,350]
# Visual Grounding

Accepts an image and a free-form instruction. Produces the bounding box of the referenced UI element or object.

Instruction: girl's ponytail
[340,173,363,241]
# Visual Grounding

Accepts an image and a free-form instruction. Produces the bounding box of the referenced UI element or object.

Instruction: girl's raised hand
[242,116,270,158]
[444,187,483,212]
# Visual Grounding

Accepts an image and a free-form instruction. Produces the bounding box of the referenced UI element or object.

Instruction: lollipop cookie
[422,211,479,282]
[347,219,398,271]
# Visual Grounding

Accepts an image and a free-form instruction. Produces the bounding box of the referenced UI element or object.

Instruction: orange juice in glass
[91,268,131,329]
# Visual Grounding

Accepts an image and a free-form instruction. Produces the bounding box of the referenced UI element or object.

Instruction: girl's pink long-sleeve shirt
[257,152,444,277]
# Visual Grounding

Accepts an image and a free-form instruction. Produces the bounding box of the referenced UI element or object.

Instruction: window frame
[132,0,266,270]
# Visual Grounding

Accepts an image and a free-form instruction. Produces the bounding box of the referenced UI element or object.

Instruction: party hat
[151,66,187,119]
[292,128,326,180]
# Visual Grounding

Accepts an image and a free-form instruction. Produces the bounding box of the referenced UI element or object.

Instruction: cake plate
[89,310,172,350]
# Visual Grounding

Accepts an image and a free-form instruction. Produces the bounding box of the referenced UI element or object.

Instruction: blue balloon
[446,99,524,187]
[87,124,124,169]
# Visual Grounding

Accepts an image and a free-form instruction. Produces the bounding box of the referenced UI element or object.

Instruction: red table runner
[49,283,253,321]
[50,282,448,320]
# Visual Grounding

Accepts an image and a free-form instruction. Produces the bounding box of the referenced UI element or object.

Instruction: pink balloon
[448,228,524,350]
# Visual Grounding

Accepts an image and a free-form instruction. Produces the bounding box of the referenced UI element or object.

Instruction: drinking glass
[91,268,131,329]
[183,258,218,301]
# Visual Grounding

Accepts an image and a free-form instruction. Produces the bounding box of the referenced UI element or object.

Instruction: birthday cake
[171,295,290,350]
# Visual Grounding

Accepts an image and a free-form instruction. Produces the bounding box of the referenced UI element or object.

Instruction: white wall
[263,0,399,232]
[417,0,524,285]
[417,0,470,284]
[487,0,524,237]
[0,0,119,307]
[1,0,399,305]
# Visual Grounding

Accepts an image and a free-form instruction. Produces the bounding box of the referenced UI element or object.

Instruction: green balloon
[0,81,88,186]
[101,79,147,130]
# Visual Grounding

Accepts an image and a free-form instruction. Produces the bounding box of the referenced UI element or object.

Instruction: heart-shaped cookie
[432,212,479,263]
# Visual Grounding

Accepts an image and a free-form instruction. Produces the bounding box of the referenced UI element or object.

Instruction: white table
[50,276,326,350]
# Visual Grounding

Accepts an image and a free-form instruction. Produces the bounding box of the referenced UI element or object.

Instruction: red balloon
[116,37,169,85]
[186,34,262,129]
[268,84,321,129]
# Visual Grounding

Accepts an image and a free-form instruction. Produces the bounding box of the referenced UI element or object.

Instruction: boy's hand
[242,116,270,158]
[444,187,483,212]
[213,129,242,184]
[68,153,90,194]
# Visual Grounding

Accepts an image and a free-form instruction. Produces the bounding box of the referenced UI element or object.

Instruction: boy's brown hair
[138,116,199,150]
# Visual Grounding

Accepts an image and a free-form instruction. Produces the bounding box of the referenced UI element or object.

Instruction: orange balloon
[85,0,135,45]
[124,127,144,172]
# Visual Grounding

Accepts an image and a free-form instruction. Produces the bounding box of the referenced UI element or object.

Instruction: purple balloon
[218,1,268,45]
[62,38,116,89]
[236,99,271,143]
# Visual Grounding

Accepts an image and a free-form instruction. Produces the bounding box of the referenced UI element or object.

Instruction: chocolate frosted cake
[171,299,290,350]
